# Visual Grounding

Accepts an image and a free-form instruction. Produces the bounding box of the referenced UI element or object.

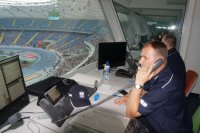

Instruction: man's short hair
[144,41,168,58]
[162,34,176,48]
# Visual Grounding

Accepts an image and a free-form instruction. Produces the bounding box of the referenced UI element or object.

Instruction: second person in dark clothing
[162,34,186,89]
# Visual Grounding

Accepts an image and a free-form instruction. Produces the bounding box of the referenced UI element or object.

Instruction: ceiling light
[168,25,176,30]
[0,0,57,6]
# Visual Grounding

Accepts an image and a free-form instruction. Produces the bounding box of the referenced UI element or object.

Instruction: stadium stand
[0,18,112,83]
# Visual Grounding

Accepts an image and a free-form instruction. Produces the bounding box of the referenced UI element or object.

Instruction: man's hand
[114,95,128,105]
[135,66,154,86]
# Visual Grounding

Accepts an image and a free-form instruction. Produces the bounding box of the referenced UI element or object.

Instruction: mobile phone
[119,90,128,95]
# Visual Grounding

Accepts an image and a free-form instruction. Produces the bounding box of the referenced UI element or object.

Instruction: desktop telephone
[39,81,97,127]
[39,85,74,127]
[27,76,79,105]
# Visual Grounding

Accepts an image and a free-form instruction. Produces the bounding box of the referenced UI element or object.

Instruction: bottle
[103,61,110,80]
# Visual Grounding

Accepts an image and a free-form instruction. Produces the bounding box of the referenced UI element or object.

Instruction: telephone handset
[119,58,164,95]
[151,58,164,73]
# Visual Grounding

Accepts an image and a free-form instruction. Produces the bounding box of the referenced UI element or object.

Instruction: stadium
[0,0,113,85]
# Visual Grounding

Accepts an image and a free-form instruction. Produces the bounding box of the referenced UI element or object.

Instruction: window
[0,0,114,85]
[113,0,187,58]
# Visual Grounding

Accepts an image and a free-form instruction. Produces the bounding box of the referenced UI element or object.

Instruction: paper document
[98,84,116,95]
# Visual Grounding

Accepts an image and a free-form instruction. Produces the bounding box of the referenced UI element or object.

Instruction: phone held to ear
[151,58,164,73]
[116,59,164,96]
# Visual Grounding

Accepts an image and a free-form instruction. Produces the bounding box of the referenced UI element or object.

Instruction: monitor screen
[98,42,127,69]
[0,55,29,126]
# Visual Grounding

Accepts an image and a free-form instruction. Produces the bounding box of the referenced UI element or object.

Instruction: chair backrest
[184,70,198,97]
[193,105,200,133]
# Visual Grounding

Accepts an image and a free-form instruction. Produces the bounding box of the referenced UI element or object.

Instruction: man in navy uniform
[162,34,186,89]
[115,41,192,133]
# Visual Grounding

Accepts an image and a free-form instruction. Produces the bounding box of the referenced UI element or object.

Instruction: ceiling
[0,0,187,27]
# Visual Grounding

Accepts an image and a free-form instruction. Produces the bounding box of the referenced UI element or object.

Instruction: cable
[54,81,134,123]
[126,42,131,53]
[28,120,41,133]
[25,115,40,133]
[24,114,57,133]
[27,121,35,133]
[30,118,58,133]
[126,51,134,61]
[20,112,43,114]
[126,51,138,74]
[30,98,38,103]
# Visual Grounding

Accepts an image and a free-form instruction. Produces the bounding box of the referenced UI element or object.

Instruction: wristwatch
[135,84,143,89]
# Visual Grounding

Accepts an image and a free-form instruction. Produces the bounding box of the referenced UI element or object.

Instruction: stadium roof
[0,0,104,19]
[0,0,57,6]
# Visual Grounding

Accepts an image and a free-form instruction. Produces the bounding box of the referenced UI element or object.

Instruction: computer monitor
[0,55,29,126]
[98,42,127,69]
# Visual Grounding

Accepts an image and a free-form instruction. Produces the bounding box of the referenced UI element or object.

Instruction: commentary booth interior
[1,0,195,132]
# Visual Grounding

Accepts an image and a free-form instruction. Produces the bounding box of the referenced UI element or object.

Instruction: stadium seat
[192,105,200,133]
[185,70,198,97]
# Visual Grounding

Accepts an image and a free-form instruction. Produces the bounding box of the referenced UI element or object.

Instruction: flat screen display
[98,42,127,69]
[0,55,29,126]
[2,60,21,84]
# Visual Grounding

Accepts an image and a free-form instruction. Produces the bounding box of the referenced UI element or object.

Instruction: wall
[180,0,200,94]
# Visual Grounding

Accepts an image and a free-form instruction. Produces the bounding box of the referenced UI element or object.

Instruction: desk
[0,69,132,133]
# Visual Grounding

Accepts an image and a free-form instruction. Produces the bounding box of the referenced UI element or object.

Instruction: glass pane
[0,0,114,85]
[113,0,187,60]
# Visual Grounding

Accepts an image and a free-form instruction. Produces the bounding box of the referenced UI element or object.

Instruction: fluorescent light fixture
[0,0,57,6]
[156,25,176,30]
[147,21,157,25]
[168,25,176,30]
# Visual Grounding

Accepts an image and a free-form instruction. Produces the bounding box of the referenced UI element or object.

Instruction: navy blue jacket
[139,67,192,133]
[167,48,186,89]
